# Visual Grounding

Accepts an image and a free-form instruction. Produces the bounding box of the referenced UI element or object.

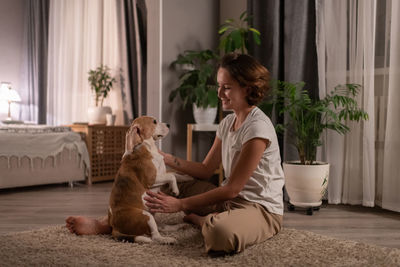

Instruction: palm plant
[218,11,261,54]
[262,80,369,165]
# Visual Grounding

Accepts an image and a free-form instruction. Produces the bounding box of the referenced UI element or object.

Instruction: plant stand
[287,202,321,216]
[186,123,223,185]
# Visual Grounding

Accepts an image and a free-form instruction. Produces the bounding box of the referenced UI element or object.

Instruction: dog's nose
[166,124,170,128]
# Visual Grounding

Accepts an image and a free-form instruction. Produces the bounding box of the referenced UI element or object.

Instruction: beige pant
[176,180,283,254]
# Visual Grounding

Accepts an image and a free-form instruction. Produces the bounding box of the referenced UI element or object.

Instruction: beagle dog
[108,116,179,244]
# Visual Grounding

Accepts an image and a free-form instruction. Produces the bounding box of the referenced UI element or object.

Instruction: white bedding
[0,125,90,189]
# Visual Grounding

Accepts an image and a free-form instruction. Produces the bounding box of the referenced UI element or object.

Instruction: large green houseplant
[261,80,368,214]
[169,49,219,124]
[264,80,369,164]
[87,65,116,125]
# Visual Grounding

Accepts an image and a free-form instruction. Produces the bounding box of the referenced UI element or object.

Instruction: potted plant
[169,49,219,124]
[218,11,261,54]
[261,80,369,215]
[87,65,116,125]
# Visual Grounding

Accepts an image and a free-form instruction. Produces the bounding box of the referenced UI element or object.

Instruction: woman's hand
[144,191,183,213]
[158,149,175,166]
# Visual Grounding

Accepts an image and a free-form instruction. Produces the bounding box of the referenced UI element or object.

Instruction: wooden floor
[1,182,399,249]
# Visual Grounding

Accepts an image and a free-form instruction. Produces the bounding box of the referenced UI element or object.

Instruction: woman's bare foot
[65,216,111,235]
[183,213,207,227]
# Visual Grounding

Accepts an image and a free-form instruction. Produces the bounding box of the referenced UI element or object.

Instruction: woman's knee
[202,218,240,253]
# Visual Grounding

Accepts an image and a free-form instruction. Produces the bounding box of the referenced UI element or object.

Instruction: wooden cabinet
[69,124,129,183]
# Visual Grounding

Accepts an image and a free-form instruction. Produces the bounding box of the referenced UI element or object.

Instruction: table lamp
[0,82,21,122]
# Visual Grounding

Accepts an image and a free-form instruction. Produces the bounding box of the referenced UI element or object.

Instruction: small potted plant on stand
[169,49,219,124]
[262,80,369,215]
[87,65,116,125]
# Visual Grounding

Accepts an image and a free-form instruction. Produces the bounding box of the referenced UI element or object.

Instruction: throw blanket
[0,126,90,172]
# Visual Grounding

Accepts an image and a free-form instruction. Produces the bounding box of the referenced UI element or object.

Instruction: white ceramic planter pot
[193,104,217,124]
[283,161,329,208]
[88,106,112,125]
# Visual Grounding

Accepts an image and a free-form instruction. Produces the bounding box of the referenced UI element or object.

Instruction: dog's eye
[153,120,157,124]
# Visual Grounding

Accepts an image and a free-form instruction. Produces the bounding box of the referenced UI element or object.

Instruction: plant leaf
[252,31,261,45]
[239,11,247,20]
[249,27,261,35]
[231,30,242,51]
[218,26,231,35]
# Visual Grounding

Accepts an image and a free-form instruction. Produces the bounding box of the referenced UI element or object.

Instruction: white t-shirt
[216,107,284,215]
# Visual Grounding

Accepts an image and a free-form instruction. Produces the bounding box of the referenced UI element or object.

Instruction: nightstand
[68,124,129,183]
[186,123,224,185]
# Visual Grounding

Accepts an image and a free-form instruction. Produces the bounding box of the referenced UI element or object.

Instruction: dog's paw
[134,235,153,243]
[153,235,177,245]
[171,187,179,196]
[159,223,189,232]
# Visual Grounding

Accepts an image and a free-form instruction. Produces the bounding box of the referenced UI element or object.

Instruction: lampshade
[0,82,21,102]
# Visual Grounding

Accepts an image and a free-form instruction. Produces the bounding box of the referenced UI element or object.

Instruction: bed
[0,124,90,189]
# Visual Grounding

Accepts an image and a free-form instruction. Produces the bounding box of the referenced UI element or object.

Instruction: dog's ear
[125,125,142,152]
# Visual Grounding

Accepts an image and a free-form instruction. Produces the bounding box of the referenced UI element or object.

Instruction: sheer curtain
[382,0,400,212]
[47,0,133,125]
[316,0,399,212]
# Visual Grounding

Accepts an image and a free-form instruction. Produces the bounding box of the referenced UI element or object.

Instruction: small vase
[193,104,217,124]
[88,106,112,125]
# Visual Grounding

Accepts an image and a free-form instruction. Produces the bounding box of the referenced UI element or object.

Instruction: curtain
[124,0,147,118]
[19,0,49,123]
[381,0,400,212]
[47,0,134,126]
[248,0,319,162]
[316,0,399,212]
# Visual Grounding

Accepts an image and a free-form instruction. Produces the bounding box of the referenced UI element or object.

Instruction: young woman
[144,53,284,254]
[66,53,284,255]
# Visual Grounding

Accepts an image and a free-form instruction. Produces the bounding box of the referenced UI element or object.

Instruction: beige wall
[147,0,219,160]
[146,0,248,160]
[163,0,219,160]
[146,0,162,120]
[220,0,247,24]
[0,0,26,88]
[0,0,26,120]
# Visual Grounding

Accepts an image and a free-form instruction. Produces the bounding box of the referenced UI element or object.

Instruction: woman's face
[217,67,249,111]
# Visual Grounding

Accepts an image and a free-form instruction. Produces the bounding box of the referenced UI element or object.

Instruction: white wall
[0,0,26,120]
[163,0,219,160]
[147,0,219,160]
[146,0,162,120]
[220,0,247,24]
[146,0,248,161]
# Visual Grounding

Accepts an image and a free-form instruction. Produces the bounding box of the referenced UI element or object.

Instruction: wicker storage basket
[69,125,129,183]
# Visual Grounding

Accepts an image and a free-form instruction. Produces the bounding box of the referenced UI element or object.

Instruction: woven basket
[69,125,129,183]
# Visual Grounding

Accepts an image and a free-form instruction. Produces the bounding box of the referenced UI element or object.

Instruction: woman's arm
[161,136,222,180]
[145,137,269,213]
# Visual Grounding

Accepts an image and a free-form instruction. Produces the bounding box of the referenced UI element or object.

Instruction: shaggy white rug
[1,212,399,266]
